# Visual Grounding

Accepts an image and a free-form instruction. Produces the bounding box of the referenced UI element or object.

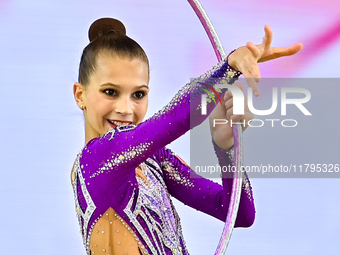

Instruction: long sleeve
[73,54,243,254]
[156,145,255,228]
[212,142,255,227]
[82,56,241,184]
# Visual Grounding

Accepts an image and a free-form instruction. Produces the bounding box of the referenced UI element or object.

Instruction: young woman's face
[79,54,149,142]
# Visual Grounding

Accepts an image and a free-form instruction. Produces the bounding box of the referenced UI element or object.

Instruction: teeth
[110,120,131,126]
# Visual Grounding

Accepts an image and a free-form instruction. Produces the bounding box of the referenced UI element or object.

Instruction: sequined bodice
[125,160,185,254]
[87,161,185,255]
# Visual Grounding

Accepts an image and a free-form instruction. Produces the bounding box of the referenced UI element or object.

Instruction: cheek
[136,100,148,120]
[88,96,110,118]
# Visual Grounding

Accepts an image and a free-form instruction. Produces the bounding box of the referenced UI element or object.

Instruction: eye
[103,89,117,96]
[133,91,146,99]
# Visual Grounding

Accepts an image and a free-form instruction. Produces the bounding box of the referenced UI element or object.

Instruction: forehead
[90,53,149,86]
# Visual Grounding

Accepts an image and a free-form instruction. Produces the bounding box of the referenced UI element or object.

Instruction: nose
[115,96,133,116]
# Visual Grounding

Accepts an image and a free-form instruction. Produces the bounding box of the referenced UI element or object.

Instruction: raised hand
[228,24,303,96]
[209,83,253,150]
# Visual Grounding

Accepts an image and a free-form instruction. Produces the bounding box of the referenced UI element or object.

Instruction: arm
[85,24,303,181]
[82,54,241,180]
[157,146,255,228]
[210,24,303,150]
[212,141,255,227]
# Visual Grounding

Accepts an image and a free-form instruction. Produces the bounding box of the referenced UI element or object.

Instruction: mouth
[108,120,133,129]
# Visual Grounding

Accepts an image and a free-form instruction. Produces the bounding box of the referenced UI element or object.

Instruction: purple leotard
[71,56,255,255]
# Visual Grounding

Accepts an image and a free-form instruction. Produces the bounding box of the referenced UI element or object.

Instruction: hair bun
[88,18,126,42]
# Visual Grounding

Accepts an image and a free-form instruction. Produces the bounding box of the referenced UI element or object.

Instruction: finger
[224,98,233,110]
[224,82,244,101]
[246,42,261,59]
[230,113,243,123]
[227,103,245,122]
[246,78,260,97]
[223,89,233,101]
[240,61,261,96]
[225,83,245,110]
[243,114,253,131]
[244,97,252,114]
[262,24,273,50]
[258,43,303,62]
[273,43,303,56]
[226,107,233,119]
[274,43,303,56]
[234,82,244,92]
[262,44,303,61]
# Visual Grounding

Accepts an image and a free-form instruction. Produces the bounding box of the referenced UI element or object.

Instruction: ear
[73,82,85,109]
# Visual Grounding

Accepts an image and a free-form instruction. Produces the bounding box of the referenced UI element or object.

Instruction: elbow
[235,206,256,228]
[247,209,256,227]
[237,210,256,228]
[219,203,256,228]
[218,190,256,227]
[236,179,256,227]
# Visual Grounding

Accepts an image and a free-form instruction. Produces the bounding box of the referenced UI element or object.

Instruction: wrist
[213,135,234,151]
[227,49,239,72]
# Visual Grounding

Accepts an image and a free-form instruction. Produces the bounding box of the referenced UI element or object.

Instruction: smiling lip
[108,120,133,128]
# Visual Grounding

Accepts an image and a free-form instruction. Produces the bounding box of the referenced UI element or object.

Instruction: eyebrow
[100,82,149,89]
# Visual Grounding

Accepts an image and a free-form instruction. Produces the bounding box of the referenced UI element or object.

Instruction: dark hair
[78,18,149,85]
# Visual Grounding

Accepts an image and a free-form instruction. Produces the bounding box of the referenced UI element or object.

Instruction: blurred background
[0,0,339,254]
